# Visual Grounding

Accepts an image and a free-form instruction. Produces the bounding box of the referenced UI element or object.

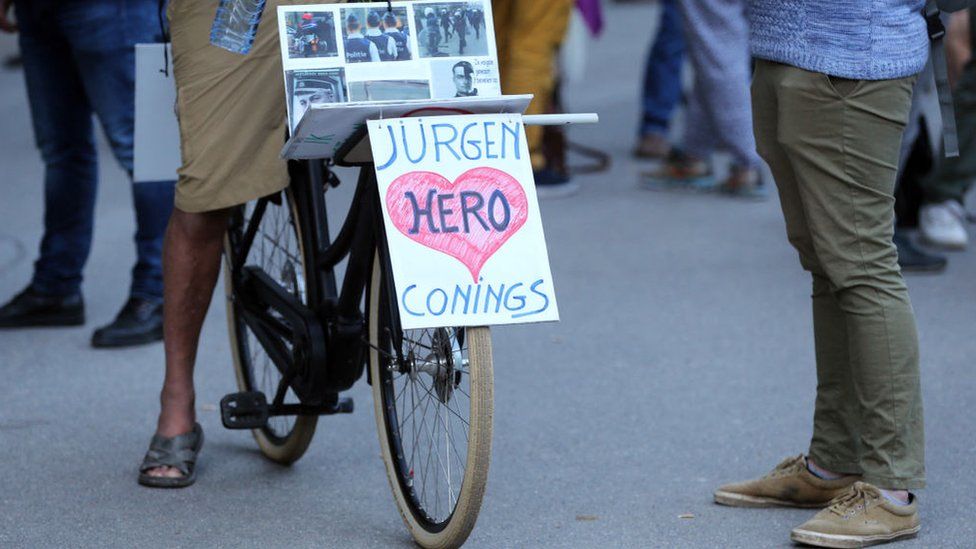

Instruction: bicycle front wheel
[368,252,494,549]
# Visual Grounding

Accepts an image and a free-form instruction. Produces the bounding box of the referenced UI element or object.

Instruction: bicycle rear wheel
[368,252,494,549]
[224,191,317,464]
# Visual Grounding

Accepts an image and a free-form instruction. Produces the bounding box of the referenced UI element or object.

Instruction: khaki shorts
[168,0,336,213]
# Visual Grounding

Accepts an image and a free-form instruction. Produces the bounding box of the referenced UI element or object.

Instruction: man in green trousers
[714,2,928,547]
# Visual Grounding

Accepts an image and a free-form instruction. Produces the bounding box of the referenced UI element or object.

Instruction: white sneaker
[919,200,969,249]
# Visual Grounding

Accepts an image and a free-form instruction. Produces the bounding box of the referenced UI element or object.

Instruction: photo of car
[348,80,431,102]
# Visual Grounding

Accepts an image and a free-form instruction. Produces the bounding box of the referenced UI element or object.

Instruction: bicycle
[219,113,595,548]
[220,128,491,548]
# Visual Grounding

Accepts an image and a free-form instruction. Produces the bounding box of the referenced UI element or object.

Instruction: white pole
[522,113,599,126]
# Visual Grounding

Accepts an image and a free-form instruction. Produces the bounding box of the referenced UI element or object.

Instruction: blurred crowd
[2,0,972,339]
[531,0,974,275]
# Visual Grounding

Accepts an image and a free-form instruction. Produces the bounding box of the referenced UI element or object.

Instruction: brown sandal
[138,423,204,488]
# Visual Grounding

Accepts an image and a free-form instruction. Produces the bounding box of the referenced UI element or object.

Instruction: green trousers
[752,60,926,490]
[923,8,976,204]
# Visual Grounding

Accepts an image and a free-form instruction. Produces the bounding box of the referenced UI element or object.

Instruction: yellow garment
[493,0,574,170]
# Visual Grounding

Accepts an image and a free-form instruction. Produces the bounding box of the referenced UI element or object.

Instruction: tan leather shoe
[714,454,859,508]
[790,482,920,548]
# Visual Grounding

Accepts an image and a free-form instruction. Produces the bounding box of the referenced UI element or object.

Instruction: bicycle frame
[226,113,597,415]
[226,158,393,411]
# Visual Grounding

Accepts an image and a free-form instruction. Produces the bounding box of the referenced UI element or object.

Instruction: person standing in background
[632,0,684,160]
[640,0,764,198]
[440,8,452,41]
[716,2,927,547]
[364,11,397,62]
[892,60,949,273]
[919,9,975,250]
[471,8,483,40]
[493,0,575,197]
[424,7,441,57]
[454,8,468,55]
[344,13,381,64]
[383,12,410,61]
[0,0,175,348]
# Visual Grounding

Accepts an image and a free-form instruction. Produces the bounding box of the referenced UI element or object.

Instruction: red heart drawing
[385,167,529,282]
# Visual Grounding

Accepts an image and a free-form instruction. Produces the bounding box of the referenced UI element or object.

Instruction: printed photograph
[415,2,488,58]
[284,11,339,59]
[430,59,478,98]
[286,68,347,130]
[348,80,431,102]
[340,7,413,63]
[429,58,499,99]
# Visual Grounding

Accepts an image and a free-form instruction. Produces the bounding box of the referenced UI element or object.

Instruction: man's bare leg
[145,207,230,479]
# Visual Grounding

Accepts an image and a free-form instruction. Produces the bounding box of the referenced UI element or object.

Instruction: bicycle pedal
[332,397,354,414]
[220,391,269,430]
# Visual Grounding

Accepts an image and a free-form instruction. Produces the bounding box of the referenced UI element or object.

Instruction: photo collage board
[278,1,501,132]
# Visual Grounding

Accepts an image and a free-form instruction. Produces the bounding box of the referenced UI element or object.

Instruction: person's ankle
[157,384,196,437]
[806,457,844,480]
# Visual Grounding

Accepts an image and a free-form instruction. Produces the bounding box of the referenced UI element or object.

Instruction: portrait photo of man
[452,60,478,97]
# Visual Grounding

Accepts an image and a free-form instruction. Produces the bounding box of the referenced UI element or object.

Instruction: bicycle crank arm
[238,266,330,403]
[267,397,354,417]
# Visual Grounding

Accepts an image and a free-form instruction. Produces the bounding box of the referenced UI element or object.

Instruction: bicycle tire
[368,251,494,549]
[224,190,317,464]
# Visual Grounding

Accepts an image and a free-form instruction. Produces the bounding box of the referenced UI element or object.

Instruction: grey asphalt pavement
[2,3,975,548]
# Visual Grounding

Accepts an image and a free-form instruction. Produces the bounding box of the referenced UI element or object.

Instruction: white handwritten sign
[370,114,559,329]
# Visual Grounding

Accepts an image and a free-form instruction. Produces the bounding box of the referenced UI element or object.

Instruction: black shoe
[0,286,85,328]
[894,231,947,273]
[91,297,164,348]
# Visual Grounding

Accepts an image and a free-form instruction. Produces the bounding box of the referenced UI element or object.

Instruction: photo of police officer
[341,8,411,63]
[382,8,412,61]
[285,11,338,59]
[285,68,347,131]
[416,2,488,58]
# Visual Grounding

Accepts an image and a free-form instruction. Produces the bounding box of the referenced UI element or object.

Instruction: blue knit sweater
[749,1,930,80]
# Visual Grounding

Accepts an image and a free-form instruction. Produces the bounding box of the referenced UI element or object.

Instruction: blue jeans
[15,0,175,300]
[640,0,685,137]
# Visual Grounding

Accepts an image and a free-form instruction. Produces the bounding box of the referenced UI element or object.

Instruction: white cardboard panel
[282,94,532,159]
[134,44,180,183]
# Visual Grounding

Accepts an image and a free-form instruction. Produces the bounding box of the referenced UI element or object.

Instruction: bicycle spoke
[236,197,305,440]
[402,335,436,351]
[384,324,475,525]
[417,376,470,427]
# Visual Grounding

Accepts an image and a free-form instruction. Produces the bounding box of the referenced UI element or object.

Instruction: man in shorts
[138,0,337,488]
